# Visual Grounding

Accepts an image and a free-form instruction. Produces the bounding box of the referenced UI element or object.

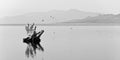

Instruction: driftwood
[23,23,44,57]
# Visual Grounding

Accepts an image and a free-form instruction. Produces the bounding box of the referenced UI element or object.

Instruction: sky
[0,0,120,17]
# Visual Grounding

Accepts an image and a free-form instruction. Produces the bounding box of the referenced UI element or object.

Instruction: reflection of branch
[25,44,35,58]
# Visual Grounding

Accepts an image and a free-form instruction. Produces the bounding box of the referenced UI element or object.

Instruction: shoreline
[0,23,120,26]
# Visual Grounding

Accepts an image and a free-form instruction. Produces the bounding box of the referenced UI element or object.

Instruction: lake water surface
[0,26,120,60]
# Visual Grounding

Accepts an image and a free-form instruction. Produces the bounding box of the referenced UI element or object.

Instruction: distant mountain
[0,9,99,24]
[64,14,120,23]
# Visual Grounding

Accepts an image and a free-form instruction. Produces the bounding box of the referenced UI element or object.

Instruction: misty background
[0,0,120,24]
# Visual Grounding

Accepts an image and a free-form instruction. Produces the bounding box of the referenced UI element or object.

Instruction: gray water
[0,26,120,60]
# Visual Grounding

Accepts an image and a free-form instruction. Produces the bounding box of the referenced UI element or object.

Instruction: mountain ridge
[0,9,99,24]
[64,14,120,23]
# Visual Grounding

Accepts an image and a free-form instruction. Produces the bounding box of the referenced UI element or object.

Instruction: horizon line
[0,23,120,26]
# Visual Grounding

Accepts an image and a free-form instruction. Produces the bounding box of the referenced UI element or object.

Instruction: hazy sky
[0,0,120,17]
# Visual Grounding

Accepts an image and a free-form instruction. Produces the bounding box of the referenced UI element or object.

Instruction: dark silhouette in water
[23,23,44,57]
[30,30,44,53]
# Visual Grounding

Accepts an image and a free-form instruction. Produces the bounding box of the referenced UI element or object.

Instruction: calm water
[0,26,120,60]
